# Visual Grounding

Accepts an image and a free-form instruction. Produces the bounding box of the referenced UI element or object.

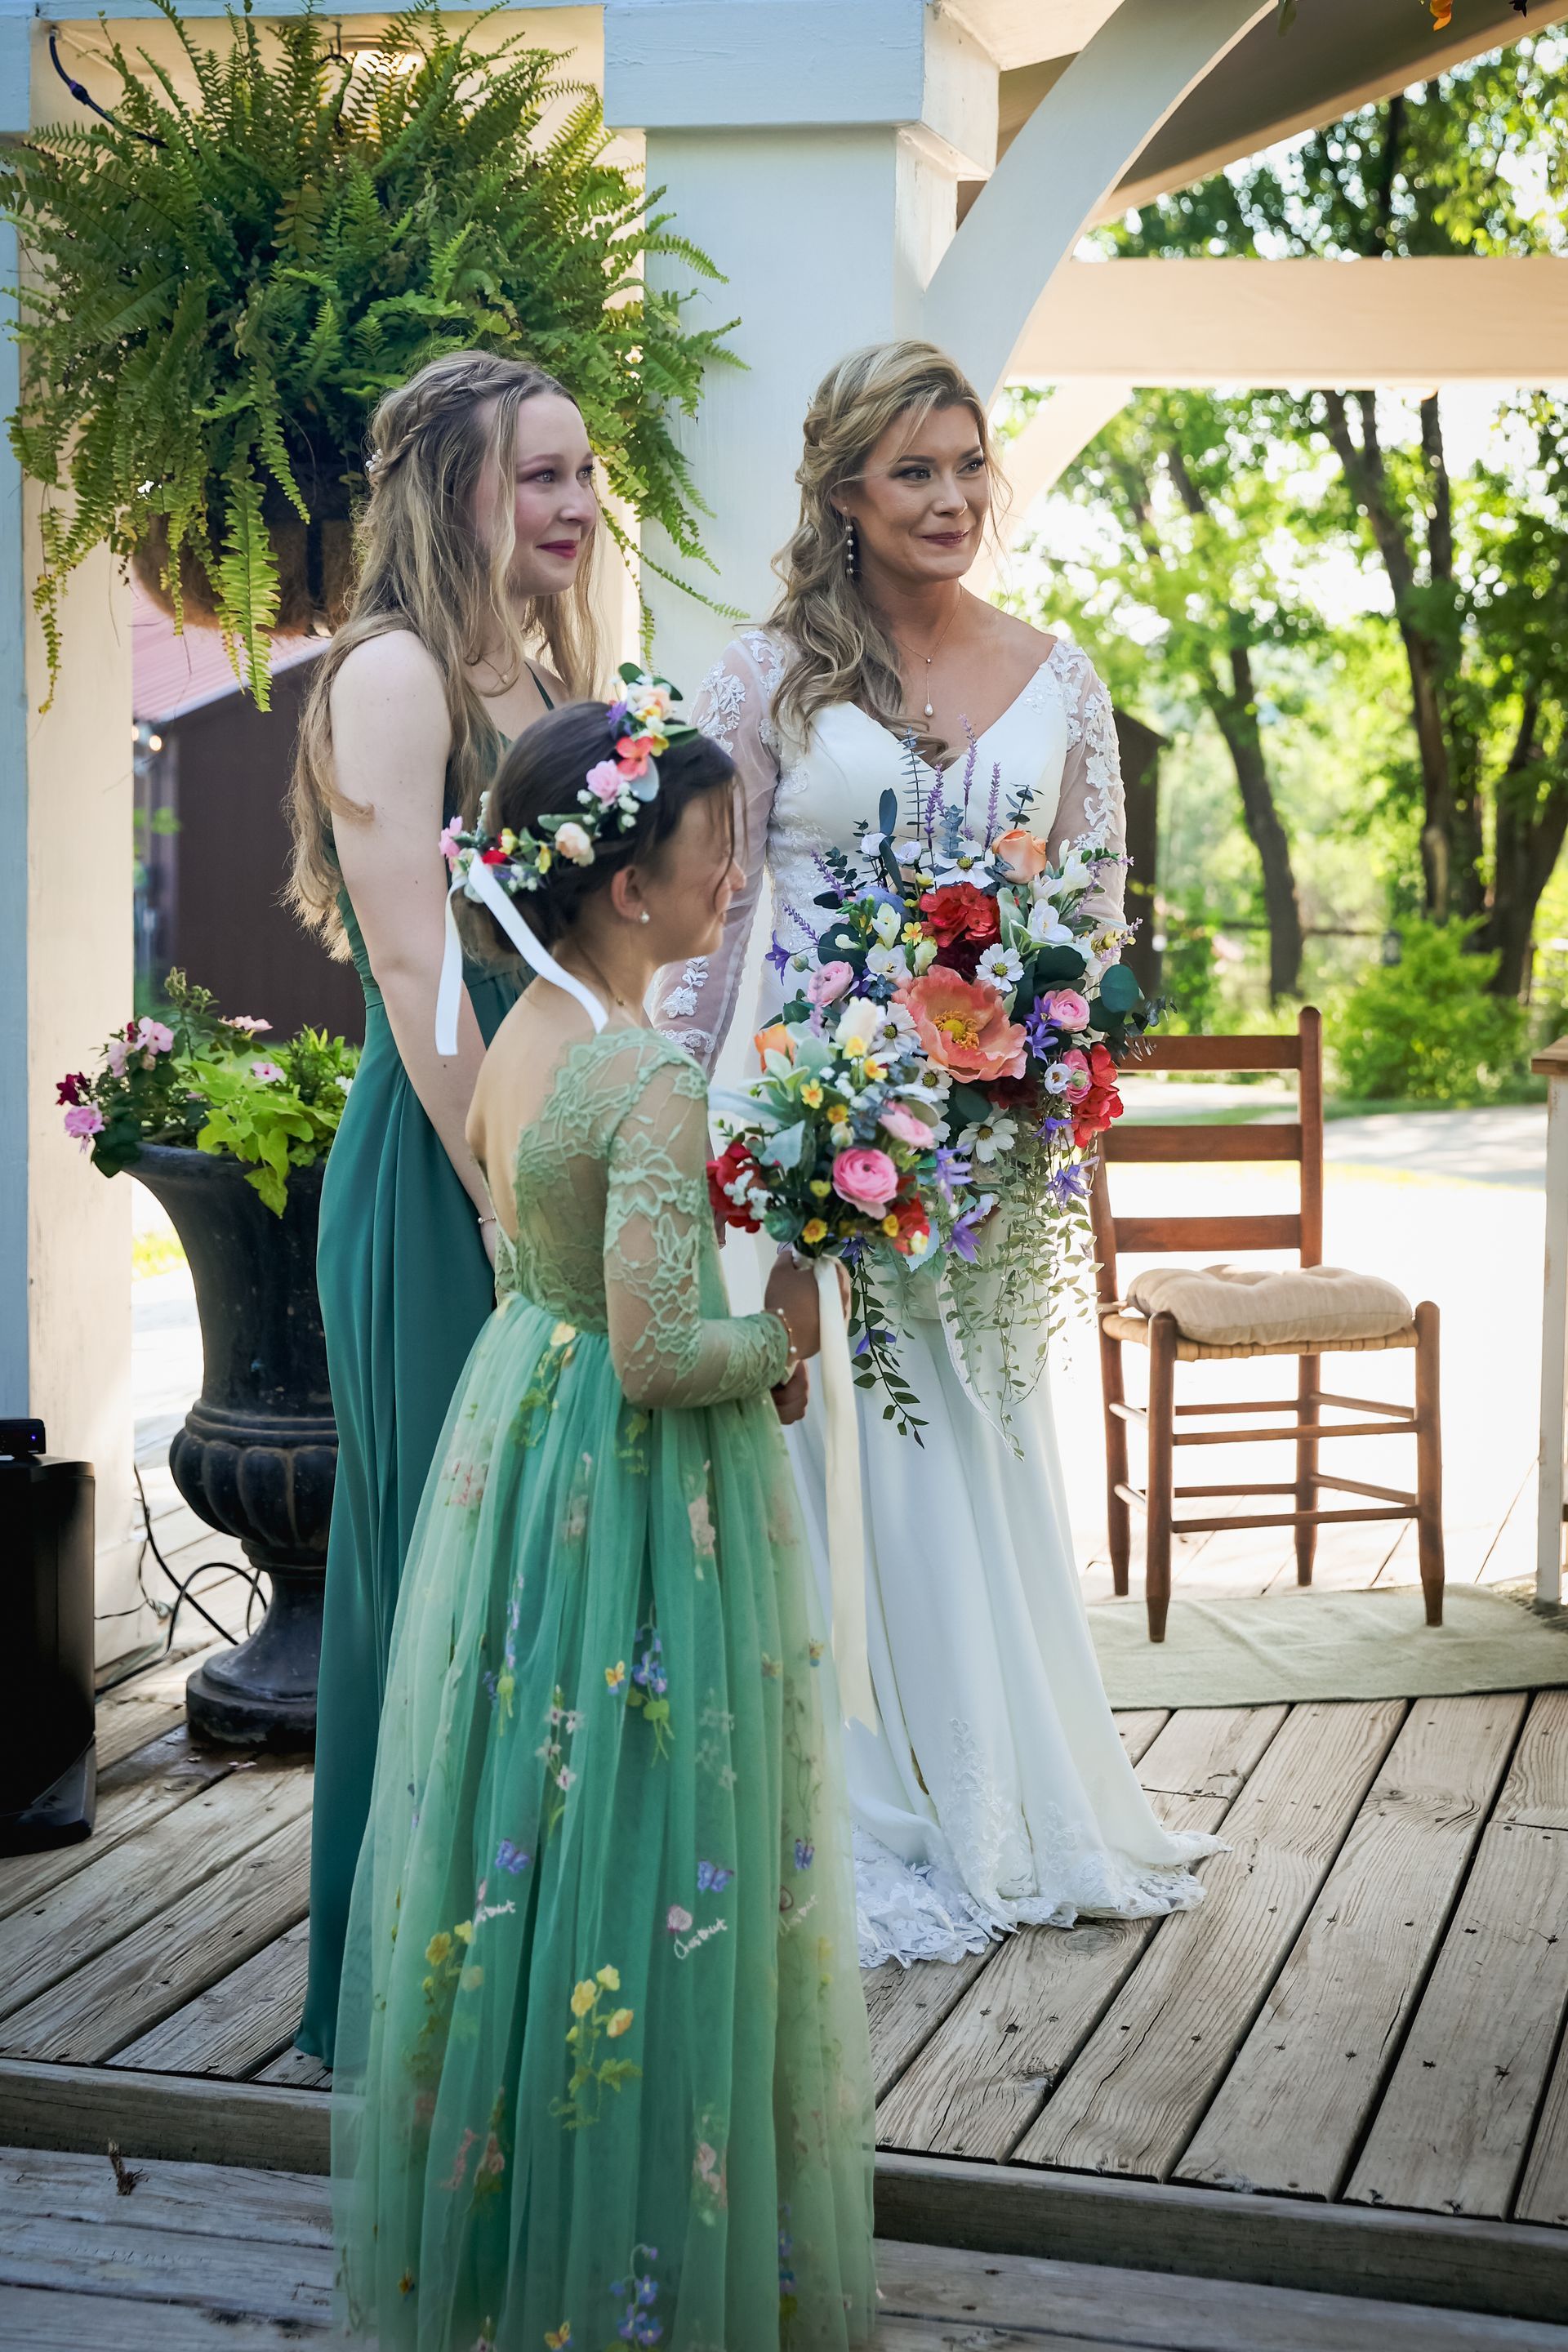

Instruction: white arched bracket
[972,378,1134,597]
[923,0,1272,403]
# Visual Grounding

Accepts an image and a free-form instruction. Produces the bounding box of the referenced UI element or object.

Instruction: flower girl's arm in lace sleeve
[650,635,782,1073]
[1047,645,1127,929]
[604,1050,791,1408]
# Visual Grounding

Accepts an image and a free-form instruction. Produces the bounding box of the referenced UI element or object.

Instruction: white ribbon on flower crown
[435,853,607,1054]
[813,1256,875,1730]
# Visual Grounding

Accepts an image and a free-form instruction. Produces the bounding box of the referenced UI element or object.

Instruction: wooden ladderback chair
[1090,1008,1442,1642]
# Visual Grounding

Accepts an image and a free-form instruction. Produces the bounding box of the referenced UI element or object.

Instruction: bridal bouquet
[711,737,1156,1442]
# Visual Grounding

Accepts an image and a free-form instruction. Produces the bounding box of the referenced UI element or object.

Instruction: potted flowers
[62,973,356,1744]
[4,0,733,699]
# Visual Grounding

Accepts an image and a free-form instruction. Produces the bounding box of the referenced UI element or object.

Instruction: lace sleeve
[1048,644,1126,928]
[651,632,783,1074]
[604,1045,791,1409]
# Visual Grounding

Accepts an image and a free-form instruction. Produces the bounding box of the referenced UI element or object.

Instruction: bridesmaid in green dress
[287,351,606,2061]
[332,695,875,2349]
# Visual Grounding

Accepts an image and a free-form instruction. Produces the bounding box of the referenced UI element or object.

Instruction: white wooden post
[1535,1039,1568,1607]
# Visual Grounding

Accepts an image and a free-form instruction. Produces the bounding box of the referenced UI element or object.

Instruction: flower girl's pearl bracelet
[768,1310,801,1386]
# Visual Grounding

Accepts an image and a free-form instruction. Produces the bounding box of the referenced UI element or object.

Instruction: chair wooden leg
[1414,1299,1444,1627]
[1295,1352,1320,1586]
[1099,1322,1131,1596]
[1146,1313,1178,1643]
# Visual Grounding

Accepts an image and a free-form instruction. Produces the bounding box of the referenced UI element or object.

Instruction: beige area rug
[1087,1584,1568,1709]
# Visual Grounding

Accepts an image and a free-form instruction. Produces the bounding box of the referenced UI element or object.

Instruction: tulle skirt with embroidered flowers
[331,1292,875,2352]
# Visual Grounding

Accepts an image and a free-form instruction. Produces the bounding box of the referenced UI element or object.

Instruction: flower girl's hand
[772,1361,809,1424]
[764,1256,822,1358]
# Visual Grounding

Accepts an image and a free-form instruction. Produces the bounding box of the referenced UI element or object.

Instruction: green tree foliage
[1330,917,1525,1102]
[1103,38,1568,999]
[1020,390,1320,1002]
[2,1,737,702]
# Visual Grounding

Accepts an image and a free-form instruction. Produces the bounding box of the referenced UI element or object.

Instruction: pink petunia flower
[105,1037,130,1079]
[223,1014,273,1036]
[250,1059,286,1084]
[137,1018,175,1054]
[63,1102,105,1149]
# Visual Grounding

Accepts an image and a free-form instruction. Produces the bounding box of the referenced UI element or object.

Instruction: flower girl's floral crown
[439,666,696,902]
[434,665,696,1054]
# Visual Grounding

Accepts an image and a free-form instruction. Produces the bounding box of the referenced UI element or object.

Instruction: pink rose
[1058,1047,1092,1101]
[584,761,623,804]
[878,1101,934,1147]
[555,822,595,866]
[806,960,854,1009]
[1042,989,1090,1031]
[63,1102,104,1149]
[831,1146,899,1215]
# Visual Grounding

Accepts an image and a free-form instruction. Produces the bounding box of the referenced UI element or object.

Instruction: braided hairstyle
[289,350,604,949]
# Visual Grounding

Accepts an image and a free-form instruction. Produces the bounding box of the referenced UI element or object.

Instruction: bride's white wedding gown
[653,627,1219,1967]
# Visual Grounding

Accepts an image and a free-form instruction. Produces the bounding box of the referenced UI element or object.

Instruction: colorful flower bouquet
[709,741,1157,1442]
[58,969,358,1213]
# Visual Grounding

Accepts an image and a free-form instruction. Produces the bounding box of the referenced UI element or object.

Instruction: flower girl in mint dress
[332,685,875,2350]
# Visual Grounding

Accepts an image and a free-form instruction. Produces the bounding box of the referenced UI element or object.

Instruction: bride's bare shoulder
[977,602,1060,665]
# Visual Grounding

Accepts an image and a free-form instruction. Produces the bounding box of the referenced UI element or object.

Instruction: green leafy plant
[4,0,736,701]
[58,969,358,1209]
[1329,918,1526,1103]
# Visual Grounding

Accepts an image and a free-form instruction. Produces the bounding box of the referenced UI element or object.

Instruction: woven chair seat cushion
[1120,1263,1414,1352]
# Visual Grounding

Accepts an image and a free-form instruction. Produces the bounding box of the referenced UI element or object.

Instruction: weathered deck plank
[0,2287,330,2349]
[1516,2011,1568,2230]
[111,1920,310,2078]
[1345,1766,1568,2210]
[1014,1699,1405,2180]
[0,1765,310,2033]
[1178,1691,1526,2199]
[874,1708,1285,2160]
[254,2044,332,2090]
[0,1734,229,1927]
[0,1811,310,2063]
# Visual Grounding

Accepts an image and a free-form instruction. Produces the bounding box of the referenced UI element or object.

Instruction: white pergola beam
[1012,256,1568,387]
[924,0,1272,401]
[969,379,1134,592]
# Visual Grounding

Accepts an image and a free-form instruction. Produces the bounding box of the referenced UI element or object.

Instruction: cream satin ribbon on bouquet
[813,1255,876,1731]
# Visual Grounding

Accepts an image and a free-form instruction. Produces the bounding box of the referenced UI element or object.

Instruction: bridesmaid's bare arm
[329,631,496,1230]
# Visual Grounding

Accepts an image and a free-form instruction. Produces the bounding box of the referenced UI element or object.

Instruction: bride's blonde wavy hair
[768,340,1007,760]
[288,350,605,950]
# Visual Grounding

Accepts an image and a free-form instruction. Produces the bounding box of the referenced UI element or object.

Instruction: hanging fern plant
[2,0,736,704]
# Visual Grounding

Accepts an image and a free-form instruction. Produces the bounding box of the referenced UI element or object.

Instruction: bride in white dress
[654,340,1218,1967]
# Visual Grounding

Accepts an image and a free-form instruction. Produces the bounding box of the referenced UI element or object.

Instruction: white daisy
[976,944,1023,992]
[958,1115,1018,1163]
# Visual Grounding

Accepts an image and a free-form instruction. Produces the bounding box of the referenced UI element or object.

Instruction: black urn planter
[133,1143,336,1748]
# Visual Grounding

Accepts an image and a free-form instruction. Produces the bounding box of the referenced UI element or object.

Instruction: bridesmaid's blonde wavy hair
[288,350,604,951]
[768,340,1007,758]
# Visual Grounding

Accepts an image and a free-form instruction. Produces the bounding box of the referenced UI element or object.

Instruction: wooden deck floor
[9,2147,1567,2352]
[1,1642,1566,2329]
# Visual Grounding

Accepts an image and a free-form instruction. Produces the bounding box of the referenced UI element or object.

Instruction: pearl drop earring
[639,911,650,924]
[844,517,859,579]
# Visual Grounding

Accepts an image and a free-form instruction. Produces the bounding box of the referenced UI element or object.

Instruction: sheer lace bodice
[653,626,1128,1070]
[494,1027,789,1408]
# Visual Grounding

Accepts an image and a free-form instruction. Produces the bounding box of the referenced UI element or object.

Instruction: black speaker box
[0,1436,96,1854]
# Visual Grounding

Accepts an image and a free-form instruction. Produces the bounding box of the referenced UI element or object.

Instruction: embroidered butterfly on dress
[794,1840,814,1872]
[696,1860,733,1893]
[494,1840,531,1875]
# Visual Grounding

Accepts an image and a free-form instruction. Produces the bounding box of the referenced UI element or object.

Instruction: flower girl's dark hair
[460,700,738,958]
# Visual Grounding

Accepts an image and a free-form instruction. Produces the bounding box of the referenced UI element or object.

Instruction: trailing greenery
[1329,919,1526,1103]
[2,0,736,699]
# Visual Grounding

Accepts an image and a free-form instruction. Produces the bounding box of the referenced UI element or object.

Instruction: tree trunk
[1208,647,1305,1002]
[1480,694,1568,1000]
[1321,389,1458,920]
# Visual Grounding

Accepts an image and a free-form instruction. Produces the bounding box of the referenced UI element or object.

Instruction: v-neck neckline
[851,648,1058,773]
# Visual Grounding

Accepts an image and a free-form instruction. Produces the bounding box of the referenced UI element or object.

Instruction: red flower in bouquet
[706,1140,767,1232]
[898,969,1027,1085]
[56,1071,90,1107]
[1071,1044,1124,1149]
[880,1192,931,1258]
[917,883,1000,975]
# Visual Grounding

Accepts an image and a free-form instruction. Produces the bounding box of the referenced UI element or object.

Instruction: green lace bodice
[494,1028,790,1410]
